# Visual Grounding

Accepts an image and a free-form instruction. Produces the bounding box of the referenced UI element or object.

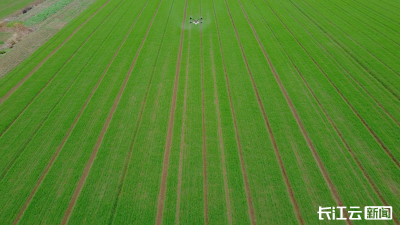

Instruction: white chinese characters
[318,206,392,220]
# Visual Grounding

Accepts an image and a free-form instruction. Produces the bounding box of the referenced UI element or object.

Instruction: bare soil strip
[257,3,399,223]
[276,1,400,169]
[60,1,160,223]
[1,1,127,183]
[269,4,356,225]
[199,1,209,224]
[109,0,174,223]
[13,3,147,224]
[299,0,399,77]
[175,10,191,225]
[155,1,187,224]
[225,0,304,223]
[0,0,125,139]
[277,1,400,127]
[0,0,111,105]
[265,2,366,224]
[210,42,232,225]
[212,0,256,224]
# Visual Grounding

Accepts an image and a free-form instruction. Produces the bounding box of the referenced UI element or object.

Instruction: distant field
[0,0,40,19]
[0,0,399,224]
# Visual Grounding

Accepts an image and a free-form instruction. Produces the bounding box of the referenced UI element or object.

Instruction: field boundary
[10,1,148,224]
[60,0,161,223]
[155,0,187,224]
[0,0,112,105]
[0,0,126,139]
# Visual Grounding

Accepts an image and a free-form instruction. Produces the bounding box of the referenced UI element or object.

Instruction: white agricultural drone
[190,17,202,25]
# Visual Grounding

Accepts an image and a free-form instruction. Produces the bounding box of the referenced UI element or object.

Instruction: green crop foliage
[0,0,398,224]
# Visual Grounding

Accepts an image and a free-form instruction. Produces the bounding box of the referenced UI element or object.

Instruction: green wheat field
[0,0,399,224]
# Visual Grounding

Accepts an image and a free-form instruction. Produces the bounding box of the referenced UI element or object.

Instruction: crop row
[0,0,156,223]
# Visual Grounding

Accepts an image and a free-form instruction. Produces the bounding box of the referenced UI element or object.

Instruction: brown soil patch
[0,0,97,78]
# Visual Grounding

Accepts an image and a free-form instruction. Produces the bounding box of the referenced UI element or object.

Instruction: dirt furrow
[255,2,398,223]
[0,0,126,140]
[175,7,191,224]
[273,0,400,169]
[298,0,400,77]
[155,1,187,224]
[226,0,304,223]
[10,1,137,223]
[0,0,112,105]
[59,1,160,224]
[210,41,232,225]
[212,0,256,224]
[108,0,174,223]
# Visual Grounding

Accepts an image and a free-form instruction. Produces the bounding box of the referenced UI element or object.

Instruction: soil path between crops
[10,0,129,223]
[155,0,187,224]
[0,0,112,105]
[262,1,355,223]
[199,1,209,224]
[265,3,400,224]
[225,0,304,223]
[278,0,400,169]
[0,0,126,142]
[175,6,190,224]
[210,42,232,225]
[108,0,174,223]
[279,1,400,127]
[212,0,256,224]
[59,1,160,224]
